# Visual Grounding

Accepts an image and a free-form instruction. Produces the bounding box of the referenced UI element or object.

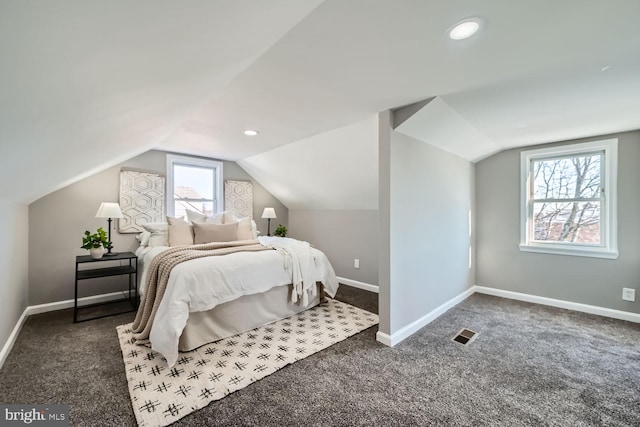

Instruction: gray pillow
[193,222,239,244]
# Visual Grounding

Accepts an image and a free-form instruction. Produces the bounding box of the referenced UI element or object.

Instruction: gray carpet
[1,286,639,426]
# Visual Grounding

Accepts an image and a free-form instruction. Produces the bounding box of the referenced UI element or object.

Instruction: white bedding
[135,237,339,367]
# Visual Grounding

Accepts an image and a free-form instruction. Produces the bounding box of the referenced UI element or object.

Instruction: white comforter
[135,237,339,367]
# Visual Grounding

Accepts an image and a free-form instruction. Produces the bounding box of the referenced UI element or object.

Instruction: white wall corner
[375,330,392,346]
[337,277,379,293]
[376,286,475,347]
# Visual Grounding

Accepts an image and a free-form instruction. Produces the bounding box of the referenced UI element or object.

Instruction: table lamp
[261,207,277,236]
[95,202,124,256]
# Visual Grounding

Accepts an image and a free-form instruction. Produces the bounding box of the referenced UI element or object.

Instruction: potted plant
[81,227,109,259]
[274,224,288,237]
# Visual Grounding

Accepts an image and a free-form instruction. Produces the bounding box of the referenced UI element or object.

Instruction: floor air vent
[453,328,478,345]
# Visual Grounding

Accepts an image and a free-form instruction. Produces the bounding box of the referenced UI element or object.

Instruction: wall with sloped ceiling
[377,110,476,340]
[476,130,640,314]
[238,116,379,285]
[28,150,286,306]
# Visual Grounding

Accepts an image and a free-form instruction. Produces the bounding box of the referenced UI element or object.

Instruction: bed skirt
[178,283,322,351]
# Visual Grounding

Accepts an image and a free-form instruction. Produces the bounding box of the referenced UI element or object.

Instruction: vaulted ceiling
[2,1,639,206]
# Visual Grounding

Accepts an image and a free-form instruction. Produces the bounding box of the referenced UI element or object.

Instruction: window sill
[518,243,619,259]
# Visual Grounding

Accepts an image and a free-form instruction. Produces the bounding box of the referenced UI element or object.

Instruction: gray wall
[0,199,29,356]
[378,111,392,334]
[288,210,378,285]
[387,130,475,333]
[28,150,287,305]
[476,130,640,314]
[378,107,475,337]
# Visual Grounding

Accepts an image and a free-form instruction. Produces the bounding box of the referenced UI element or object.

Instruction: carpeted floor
[1,285,639,426]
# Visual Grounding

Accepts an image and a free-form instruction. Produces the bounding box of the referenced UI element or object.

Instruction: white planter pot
[89,247,104,259]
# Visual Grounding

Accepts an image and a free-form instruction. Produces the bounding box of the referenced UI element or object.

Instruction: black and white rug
[116,299,378,427]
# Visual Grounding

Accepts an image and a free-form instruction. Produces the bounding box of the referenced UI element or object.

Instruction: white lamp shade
[95,202,124,219]
[261,207,277,219]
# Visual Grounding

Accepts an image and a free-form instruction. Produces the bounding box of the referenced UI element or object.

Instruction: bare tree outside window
[520,139,617,259]
[531,153,602,244]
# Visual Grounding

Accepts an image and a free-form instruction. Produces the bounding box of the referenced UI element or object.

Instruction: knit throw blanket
[131,240,270,343]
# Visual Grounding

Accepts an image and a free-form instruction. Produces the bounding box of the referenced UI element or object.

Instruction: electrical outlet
[622,288,636,302]
[354,259,360,269]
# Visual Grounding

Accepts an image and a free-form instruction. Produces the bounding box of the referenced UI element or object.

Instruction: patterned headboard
[119,169,165,233]
[224,180,253,219]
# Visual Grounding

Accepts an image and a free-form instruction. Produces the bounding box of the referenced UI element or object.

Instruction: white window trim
[166,154,224,217]
[519,139,618,259]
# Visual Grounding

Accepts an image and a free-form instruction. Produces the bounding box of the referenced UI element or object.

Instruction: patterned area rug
[116,299,378,426]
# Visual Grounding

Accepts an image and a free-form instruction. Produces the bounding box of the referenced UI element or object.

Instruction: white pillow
[142,223,169,247]
[223,211,238,224]
[251,220,258,239]
[167,216,194,246]
[136,231,151,247]
[221,212,258,239]
[186,209,224,224]
[225,217,253,240]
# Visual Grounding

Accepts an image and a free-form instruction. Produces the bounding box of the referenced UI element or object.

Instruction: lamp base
[104,252,118,256]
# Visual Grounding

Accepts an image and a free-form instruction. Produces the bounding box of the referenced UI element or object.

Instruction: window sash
[528,151,605,247]
[529,152,603,200]
[529,200,603,246]
[173,198,215,202]
[530,197,601,203]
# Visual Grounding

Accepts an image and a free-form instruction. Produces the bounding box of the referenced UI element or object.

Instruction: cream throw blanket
[259,236,318,307]
[131,240,269,342]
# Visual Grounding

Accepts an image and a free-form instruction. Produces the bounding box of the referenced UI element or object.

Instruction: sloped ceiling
[2,1,640,207]
[0,0,323,203]
[238,116,378,210]
[395,97,501,162]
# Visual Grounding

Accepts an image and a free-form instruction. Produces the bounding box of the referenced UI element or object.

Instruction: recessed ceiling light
[243,130,259,136]
[601,65,611,72]
[448,18,482,40]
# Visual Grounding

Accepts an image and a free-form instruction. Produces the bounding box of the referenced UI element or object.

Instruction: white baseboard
[337,277,379,293]
[26,290,134,316]
[376,286,476,347]
[0,290,135,370]
[375,330,392,346]
[377,285,640,349]
[473,286,640,323]
[0,308,29,371]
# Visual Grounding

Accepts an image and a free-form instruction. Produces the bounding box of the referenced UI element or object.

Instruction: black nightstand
[74,252,138,323]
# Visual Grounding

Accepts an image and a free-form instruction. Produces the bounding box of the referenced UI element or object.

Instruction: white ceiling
[2,1,640,205]
[0,0,323,203]
[238,116,378,210]
[395,97,501,162]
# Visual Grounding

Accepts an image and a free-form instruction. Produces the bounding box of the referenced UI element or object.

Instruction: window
[166,154,223,219]
[520,139,618,259]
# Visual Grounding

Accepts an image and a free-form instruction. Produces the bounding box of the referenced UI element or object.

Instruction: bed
[134,235,339,367]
